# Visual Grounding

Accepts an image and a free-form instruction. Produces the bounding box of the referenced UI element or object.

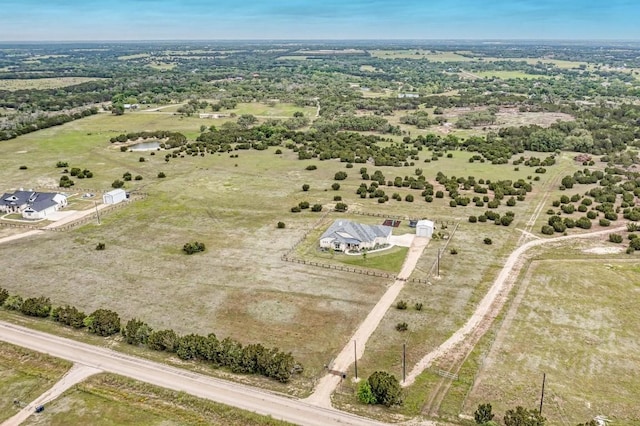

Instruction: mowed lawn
[464,259,640,425]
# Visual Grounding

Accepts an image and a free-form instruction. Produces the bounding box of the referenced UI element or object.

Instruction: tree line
[0,288,302,383]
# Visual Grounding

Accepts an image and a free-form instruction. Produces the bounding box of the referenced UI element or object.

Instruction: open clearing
[0,77,106,91]
[464,259,640,425]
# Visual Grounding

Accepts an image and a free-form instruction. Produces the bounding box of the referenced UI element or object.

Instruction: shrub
[405,194,414,202]
[609,233,623,243]
[435,191,444,198]
[469,216,477,223]
[367,371,403,407]
[396,300,408,310]
[123,318,153,345]
[275,149,282,154]
[277,221,285,229]
[311,204,323,212]
[139,157,145,162]
[20,296,51,318]
[134,175,143,181]
[357,380,377,405]
[0,288,8,306]
[333,195,342,201]
[335,202,348,212]
[3,295,23,311]
[111,179,125,189]
[51,305,87,328]
[541,225,555,235]
[483,238,492,245]
[157,172,166,178]
[475,403,495,424]
[302,184,310,191]
[56,161,69,168]
[298,201,310,209]
[331,183,340,190]
[305,165,317,170]
[96,242,106,250]
[449,200,457,207]
[334,171,348,181]
[450,248,458,255]
[415,302,423,311]
[599,218,611,226]
[59,175,74,188]
[19,165,27,170]
[395,322,408,332]
[84,309,121,336]
[576,217,592,229]
[183,241,206,254]
[586,210,597,220]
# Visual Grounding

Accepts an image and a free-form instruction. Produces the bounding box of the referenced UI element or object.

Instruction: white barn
[320,219,392,252]
[416,220,435,238]
[103,189,127,205]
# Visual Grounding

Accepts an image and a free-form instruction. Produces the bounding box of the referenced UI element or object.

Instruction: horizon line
[1,38,640,44]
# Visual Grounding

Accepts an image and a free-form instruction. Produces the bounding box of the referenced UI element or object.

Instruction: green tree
[85,309,121,336]
[367,371,403,407]
[123,318,153,345]
[302,184,310,191]
[475,403,495,424]
[52,305,86,328]
[20,296,51,318]
[504,406,546,426]
[147,329,179,352]
[0,288,8,306]
[3,295,23,311]
[357,379,377,404]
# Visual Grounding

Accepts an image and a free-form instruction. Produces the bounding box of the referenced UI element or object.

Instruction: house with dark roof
[320,219,392,252]
[0,190,67,220]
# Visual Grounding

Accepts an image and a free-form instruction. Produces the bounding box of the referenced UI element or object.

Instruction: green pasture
[464,258,640,425]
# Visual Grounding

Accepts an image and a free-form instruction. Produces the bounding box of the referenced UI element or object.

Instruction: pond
[129,140,161,151]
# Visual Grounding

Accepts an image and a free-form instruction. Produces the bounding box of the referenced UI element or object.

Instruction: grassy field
[0,77,107,91]
[0,110,594,405]
[24,373,293,426]
[0,343,72,422]
[463,258,640,425]
[369,50,475,61]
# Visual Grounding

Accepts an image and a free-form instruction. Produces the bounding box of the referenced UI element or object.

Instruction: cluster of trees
[0,107,98,141]
[0,287,302,382]
[110,130,187,148]
[473,403,546,426]
[399,110,444,128]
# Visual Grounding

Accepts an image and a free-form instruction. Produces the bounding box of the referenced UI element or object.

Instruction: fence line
[281,255,396,279]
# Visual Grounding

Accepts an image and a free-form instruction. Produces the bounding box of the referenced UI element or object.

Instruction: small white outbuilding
[416,220,434,238]
[103,189,127,205]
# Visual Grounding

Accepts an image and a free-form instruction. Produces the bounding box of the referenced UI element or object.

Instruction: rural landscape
[1,38,640,426]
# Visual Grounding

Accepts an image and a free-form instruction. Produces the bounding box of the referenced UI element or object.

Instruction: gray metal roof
[321,219,392,245]
[0,191,61,212]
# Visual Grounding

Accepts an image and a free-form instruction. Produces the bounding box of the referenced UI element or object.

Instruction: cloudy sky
[1,0,638,41]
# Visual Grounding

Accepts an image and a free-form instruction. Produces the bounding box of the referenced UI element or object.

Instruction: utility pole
[539,373,546,415]
[94,201,100,225]
[436,248,442,276]
[402,343,406,383]
[354,340,358,380]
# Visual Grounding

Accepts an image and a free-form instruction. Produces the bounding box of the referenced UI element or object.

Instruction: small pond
[129,140,161,151]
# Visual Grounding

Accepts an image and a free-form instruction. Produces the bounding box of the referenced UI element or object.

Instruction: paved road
[0,322,388,426]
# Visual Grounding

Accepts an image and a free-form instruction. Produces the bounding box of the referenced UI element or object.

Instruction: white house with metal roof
[0,190,67,219]
[320,219,392,252]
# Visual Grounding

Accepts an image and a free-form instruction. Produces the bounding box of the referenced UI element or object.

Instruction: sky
[1,0,639,41]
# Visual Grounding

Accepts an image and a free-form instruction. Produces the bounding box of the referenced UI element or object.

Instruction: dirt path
[2,364,101,426]
[305,237,430,408]
[402,226,625,387]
